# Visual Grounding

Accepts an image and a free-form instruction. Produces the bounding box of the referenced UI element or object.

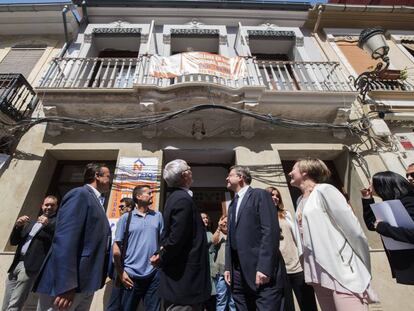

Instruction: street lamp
[351,27,390,101]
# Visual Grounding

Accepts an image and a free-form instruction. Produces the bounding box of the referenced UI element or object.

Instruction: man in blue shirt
[113,185,163,311]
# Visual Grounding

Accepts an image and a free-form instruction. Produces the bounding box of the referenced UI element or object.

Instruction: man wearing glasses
[406,163,414,185]
[118,198,134,215]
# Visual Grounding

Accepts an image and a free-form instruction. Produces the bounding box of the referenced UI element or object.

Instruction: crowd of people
[2,158,414,311]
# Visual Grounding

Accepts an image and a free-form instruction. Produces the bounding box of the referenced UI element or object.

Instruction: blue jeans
[214,274,236,311]
[120,271,161,311]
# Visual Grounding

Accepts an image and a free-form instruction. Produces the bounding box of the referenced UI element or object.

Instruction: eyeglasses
[406,173,414,179]
[119,205,126,209]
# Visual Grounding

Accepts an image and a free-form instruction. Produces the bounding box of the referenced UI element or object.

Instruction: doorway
[162,149,234,231]
[281,160,345,209]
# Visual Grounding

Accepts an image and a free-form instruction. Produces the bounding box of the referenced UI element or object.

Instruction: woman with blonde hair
[288,158,377,311]
[265,186,317,311]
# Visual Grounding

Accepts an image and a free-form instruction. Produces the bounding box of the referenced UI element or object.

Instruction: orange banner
[149,52,247,79]
[107,157,159,219]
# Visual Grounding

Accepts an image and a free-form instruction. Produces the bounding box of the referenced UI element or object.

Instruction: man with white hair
[150,159,210,311]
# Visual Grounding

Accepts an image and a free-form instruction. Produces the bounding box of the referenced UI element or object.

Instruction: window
[0,45,46,79]
[171,34,219,55]
[46,160,116,210]
[336,40,378,74]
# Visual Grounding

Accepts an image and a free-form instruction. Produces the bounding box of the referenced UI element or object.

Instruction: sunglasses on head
[406,173,414,179]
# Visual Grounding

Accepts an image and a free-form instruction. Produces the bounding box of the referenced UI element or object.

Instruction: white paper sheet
[370,200,414,250]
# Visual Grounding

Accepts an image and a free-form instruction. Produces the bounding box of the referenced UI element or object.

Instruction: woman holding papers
[289,158,377,311]
[361,171,414,285]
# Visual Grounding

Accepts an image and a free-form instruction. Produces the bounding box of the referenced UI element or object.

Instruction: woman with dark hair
[265,187,317,311]
[361,171,414,285]
[289,158,377,311]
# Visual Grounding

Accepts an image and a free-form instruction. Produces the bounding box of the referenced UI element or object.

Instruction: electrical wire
[1,104,363,135]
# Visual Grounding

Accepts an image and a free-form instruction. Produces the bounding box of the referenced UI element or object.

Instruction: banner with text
[149,52,247,79]
[107,157,159,238]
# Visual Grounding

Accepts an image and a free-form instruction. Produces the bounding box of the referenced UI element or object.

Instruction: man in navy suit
[150,159,210,311]
[224,165,286,311]
[35,163,112,311]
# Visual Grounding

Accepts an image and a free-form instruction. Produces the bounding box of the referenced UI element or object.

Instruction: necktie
[99,194,105,206]
[229,194,239,251]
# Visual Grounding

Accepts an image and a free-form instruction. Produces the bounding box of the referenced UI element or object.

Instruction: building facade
[0,0,414,310]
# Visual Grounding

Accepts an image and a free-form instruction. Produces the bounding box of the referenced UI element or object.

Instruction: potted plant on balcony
[378,67,408,81]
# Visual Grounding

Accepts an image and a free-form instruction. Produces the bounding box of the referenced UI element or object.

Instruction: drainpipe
[313,5,323,34]
[81,1,89,25]
[311,5,330,61]
[62,5,70,46]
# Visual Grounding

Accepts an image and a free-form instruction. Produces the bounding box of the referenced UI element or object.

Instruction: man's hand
[54,289,75,310]
[15,216,30,227]
[360,187,373,199]
[150,254,160,268]
[120,271,134,289]
[255,271,270,287]
[37,215,48,226]
[374,219,384,230]
[224,271,231,286]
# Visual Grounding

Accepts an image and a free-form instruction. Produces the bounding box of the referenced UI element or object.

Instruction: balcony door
[88,50,139,88]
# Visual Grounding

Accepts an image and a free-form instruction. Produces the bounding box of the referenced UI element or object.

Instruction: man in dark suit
[150,159,210,311]
[224,165,285,311]
[35,163,112,311]
[1,195,58,311]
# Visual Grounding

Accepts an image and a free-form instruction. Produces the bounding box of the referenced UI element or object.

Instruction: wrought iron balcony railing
[0,74,38,121]
[38,56,356,93]
[257,60,355,92]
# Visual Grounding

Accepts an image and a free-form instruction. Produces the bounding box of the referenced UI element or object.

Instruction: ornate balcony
[38,56,355,93]
[36,55,358,134]
[0,74,38,122]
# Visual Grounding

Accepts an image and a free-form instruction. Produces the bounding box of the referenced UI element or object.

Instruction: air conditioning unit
[370,119,391,137]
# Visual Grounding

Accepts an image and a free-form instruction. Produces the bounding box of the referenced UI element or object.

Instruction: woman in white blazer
[288,158,378,311]
[265,186,317,311]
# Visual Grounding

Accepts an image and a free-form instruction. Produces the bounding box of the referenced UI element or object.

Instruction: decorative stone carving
[170,28,220,36]
[333,36,359,43]
[92,28,142,35]
[163,34,171,44]
[219,35,228,45]
[141,34,149,44]
[84,33,92,43]
[188,19,204,28]
[261,23,279,29]
[247,30,296,39]
[295,36,304,47]
[192,119,206,140]
[240,115,255,139]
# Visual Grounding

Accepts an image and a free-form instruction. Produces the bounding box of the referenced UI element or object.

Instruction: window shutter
[336,41,378,74]
[0,48,45,79]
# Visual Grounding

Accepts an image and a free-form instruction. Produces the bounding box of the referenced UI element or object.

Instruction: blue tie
[99,194,105,206]
[229,194,239,251]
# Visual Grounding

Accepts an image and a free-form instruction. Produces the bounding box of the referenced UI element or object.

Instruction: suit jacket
[362,196,414,285]
[8,215,57,276]
[225,187,285,291]
[159,188,211,305]
[35,185,111,296]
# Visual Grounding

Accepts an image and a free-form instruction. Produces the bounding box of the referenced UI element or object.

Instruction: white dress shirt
[235,185,250,221]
